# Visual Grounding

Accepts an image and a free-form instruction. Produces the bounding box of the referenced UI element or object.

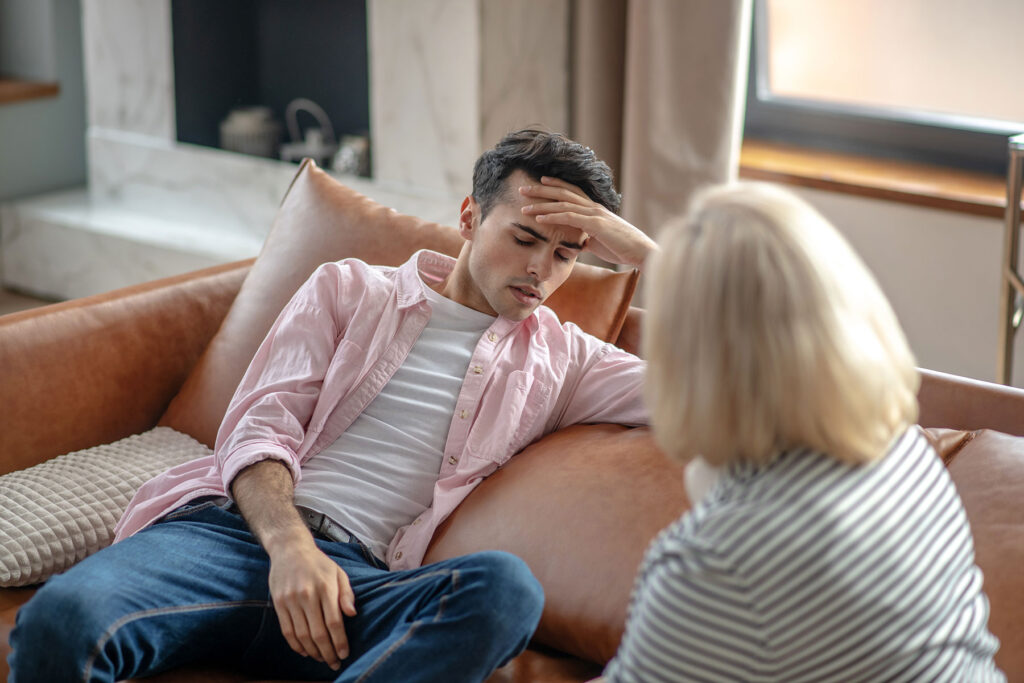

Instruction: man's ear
[458,196,479,240]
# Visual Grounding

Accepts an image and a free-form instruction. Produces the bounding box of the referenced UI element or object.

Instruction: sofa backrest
[0,262,248,472]
[159,160,639,447]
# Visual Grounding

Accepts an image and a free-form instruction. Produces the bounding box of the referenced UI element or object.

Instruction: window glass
[763,0,1024,128]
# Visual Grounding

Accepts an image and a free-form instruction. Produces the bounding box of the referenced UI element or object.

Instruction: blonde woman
[602,183,1004,682]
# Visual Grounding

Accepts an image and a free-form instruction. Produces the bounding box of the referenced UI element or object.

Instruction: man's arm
[231,459,357,671]
[519,177,659,271]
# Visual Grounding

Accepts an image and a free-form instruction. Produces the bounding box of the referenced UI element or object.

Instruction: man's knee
[15,570,113,643]
[9,571,116,680]
[461,551,544,633]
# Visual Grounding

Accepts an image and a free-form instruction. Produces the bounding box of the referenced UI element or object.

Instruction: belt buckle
[323,517,350,544]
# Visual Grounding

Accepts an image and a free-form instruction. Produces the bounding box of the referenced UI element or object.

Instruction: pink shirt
[114,250,647,570]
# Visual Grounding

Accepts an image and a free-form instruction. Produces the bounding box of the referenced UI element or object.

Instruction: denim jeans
[8,500,544,682]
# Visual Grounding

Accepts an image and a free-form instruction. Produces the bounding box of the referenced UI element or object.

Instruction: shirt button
[448,455,458,465]
[488,332,498,342]
[460,409,468,419]
[472,365,483,374]
[395,551,403,560]
[413,518,421,525]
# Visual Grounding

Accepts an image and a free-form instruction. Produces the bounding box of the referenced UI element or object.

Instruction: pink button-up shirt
[115,250,647,570]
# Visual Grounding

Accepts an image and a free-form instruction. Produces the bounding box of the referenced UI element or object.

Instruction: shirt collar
[395,249,540,337]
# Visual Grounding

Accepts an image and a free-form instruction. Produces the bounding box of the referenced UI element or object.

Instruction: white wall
[791,186,1024,387]
[0,0,86,203]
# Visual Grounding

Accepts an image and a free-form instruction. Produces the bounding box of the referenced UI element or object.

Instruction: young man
[9,130,657,682]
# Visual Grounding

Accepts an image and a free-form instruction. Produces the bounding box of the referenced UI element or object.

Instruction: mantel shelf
[0,79,59,106]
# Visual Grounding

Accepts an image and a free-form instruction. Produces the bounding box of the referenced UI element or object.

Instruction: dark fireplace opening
[171,0,369,174]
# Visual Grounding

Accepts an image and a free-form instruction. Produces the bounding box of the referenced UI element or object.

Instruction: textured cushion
[0,427,211,587]
[161,159,640,447]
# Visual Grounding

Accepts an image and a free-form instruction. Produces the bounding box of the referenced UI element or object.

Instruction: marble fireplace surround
[1,0,570,300]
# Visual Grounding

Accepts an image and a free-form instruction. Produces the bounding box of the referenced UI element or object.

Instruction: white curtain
[572,0,752,238]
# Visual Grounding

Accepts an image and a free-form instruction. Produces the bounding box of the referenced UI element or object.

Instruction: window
[744,0,1024,174]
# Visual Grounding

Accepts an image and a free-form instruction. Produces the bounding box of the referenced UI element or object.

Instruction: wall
[791,186,1023,387]
[0,0,87,203]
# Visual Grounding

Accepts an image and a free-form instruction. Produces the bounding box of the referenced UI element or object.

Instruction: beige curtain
[572,0,752,238]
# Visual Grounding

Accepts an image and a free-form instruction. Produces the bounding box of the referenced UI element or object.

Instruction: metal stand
[997,133,1024,385]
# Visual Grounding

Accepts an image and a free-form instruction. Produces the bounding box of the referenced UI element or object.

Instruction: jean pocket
[157,498,222,523]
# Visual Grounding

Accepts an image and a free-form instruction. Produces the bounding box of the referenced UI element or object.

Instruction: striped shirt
[605,427,1004,682]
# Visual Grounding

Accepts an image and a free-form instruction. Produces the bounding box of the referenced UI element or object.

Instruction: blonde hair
[643,182,919,468]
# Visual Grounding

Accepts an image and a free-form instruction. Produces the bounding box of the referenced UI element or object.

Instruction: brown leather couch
[2,162,1023,682]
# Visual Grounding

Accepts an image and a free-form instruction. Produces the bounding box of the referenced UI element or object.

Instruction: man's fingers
[322,593,350,662]
[274,601,305,657]
[518,183,588,205]
[287,605,325,663]
[339,572,358,617]
[308,604,343,670]
[540,175,587,196]
[534,211,600,233]
[523,201,599,217]
[300,580,342,669]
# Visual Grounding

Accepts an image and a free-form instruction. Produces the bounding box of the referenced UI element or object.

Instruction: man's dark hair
[472,128,622,220]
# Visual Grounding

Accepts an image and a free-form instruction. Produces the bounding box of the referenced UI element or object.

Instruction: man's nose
[527,252,552,281]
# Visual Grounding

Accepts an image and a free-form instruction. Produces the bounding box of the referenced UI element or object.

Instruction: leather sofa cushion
[160,160,639,447]
[425,424,686,666]
[944,429,1024,681]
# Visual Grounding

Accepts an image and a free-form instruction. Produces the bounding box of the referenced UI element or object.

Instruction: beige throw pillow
[0,427,211,587]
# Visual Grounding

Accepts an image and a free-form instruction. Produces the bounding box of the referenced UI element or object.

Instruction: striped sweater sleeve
[605,530,770,682]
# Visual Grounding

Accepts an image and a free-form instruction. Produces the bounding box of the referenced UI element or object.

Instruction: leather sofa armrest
[614,306,644,357]
[918,368,1024,437]
[0,260,250,475]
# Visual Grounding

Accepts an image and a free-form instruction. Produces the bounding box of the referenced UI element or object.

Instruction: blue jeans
[7,500,544,682]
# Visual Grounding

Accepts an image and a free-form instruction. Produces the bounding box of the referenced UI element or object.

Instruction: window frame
[742,0,1023,175]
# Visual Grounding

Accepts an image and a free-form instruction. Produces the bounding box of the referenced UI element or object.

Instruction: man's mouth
[510,285,542,305]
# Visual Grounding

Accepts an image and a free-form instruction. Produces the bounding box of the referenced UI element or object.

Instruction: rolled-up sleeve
[554,323,648,428]
[214,263,352,493]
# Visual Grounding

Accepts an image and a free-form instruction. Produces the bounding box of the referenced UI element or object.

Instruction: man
[9,129,657,682]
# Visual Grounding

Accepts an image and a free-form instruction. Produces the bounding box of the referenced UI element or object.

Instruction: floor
[0,288,55,316]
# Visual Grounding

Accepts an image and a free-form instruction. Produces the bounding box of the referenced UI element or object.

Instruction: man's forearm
[230,458,357,668]
[230,459,314,555]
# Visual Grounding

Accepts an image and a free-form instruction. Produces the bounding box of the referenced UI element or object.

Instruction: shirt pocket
[466,370,552,466]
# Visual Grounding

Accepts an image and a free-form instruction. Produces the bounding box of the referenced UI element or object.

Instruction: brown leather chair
[2,163,1022,681]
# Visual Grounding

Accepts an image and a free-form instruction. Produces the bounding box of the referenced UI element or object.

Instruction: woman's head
[643,182,918,468]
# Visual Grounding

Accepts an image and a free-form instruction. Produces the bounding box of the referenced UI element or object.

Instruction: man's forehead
[496,170,538,206]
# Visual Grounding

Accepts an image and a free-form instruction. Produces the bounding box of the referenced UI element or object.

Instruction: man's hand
[520,176,659,271]
[267,535,357,670]
[231,460,356,671]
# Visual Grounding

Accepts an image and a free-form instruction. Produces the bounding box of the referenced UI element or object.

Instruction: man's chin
[496,298,541,321]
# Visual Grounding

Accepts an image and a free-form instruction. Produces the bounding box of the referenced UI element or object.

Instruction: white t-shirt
[293,275,495,561]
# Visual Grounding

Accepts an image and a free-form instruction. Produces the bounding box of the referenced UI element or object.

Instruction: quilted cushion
[0,427,211,586]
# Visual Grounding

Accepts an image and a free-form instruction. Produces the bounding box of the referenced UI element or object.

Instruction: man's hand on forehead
[519,177,659,270]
